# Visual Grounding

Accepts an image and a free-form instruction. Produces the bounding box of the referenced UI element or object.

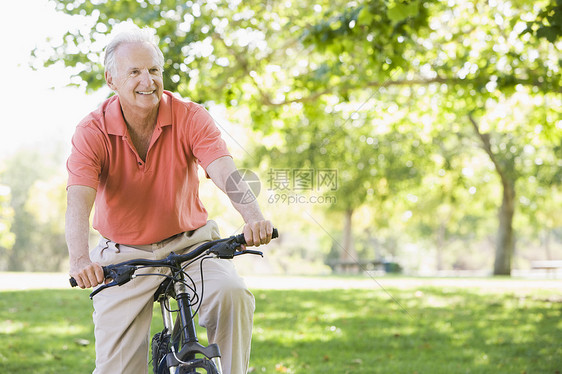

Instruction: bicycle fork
[160,297,174,338]
[159,274,223,374]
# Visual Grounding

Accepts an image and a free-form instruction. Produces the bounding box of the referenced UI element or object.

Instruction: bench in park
[531,260,562,278]
[326,259,400,274]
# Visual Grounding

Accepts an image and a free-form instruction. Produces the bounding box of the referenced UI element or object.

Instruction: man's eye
[130,70,139,76]
[150,68,161,74]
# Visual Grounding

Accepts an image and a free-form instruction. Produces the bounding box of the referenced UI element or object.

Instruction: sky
[0,0,110,159]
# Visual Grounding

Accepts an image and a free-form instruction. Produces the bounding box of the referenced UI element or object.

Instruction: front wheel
[151,331,170,374]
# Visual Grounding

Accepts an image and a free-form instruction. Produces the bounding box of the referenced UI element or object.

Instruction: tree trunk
[436,220,446,271]
[340,208,358,265]
[493,179,516,275]
[469,114,517,276]
[543,229,552,260]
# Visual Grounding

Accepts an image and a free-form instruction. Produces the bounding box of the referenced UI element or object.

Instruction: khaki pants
[90,221,255,374]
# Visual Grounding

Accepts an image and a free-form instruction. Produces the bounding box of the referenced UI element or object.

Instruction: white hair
[104,25,165,76]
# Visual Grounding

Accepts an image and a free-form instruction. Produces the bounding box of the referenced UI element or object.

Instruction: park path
[0,272,559,292]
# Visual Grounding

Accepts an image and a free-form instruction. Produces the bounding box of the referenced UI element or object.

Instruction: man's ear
[105,70,116,90]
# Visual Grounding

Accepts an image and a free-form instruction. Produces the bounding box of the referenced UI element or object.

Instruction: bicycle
[70,228,278,374]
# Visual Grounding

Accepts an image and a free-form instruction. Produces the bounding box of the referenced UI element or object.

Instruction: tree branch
[467,113,509,188]
[266,75,561,106]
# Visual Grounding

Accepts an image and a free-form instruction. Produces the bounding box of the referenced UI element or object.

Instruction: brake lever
[233,249,264,257]
[89,265,137,299]
[89,281,118,299]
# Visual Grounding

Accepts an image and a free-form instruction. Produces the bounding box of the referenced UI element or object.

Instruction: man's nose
[139,69,153,86]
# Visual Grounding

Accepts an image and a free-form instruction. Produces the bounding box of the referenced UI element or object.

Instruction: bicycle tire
[151,331,170,374]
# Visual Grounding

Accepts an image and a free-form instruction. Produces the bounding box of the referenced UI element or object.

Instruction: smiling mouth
[136,90,155,95]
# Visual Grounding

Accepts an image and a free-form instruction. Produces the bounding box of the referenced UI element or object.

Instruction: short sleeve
[66,123,106,190]
[188,106,231,170]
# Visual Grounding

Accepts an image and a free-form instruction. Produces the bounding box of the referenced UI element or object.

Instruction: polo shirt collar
[105,92,173,136]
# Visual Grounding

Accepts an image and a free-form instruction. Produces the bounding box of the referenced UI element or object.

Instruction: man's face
[105,41,164,115]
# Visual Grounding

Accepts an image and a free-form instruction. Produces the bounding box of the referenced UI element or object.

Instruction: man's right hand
[69,257,105,289]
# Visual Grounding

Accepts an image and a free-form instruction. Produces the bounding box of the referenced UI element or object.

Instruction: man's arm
[66,185,104,288]
[206,156,273,246]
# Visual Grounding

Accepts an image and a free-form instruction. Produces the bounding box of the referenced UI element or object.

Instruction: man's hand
[69,256,105,289]
[243,220,274,247]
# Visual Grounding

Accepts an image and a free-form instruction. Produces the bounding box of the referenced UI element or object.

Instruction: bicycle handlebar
[69,228,278,291]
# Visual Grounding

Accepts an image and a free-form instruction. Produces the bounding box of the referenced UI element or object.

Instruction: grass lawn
[0,278,560,373]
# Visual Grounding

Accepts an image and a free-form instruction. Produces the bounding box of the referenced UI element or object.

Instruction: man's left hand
[243,220,274,247]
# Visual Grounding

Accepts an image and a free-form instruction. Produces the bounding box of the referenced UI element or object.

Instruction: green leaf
[387,0,420,23]
[357,6,371,26]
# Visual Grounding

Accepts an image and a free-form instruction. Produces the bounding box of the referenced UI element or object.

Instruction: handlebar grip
[68,266,109,288]
[235,228,279,244]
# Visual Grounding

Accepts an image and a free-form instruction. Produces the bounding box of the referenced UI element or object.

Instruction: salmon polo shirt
[67,90,231,245]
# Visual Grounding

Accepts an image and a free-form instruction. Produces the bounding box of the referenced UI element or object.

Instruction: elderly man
[66,26,273,374]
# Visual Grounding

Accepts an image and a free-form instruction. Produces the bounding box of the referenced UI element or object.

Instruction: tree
[422,0,561,274]
[295,0,561,274]
[0,183,16,270]
[250,0,561,274]
[0,147,68,271]
[24,176,68,271]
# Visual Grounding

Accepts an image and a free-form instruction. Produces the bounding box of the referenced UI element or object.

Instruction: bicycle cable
[190,255,213,318]
[171,346,192,367]
[132,269,200,311]
[177,255,213,341]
